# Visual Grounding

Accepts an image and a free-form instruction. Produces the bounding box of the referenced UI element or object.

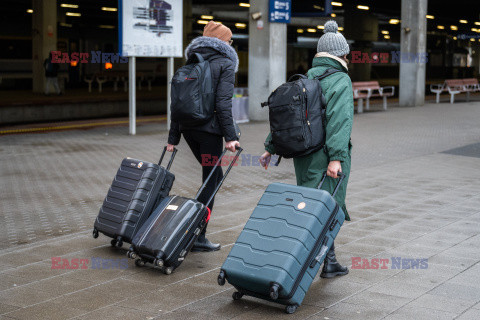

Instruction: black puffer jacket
[168,36,239,145]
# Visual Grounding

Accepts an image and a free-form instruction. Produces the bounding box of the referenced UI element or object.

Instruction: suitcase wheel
[111,238,123,248]
[135,259,145,267]
[270,283,280,300]
[217,270,226,286]
[127,251,137,260]
[285,305,297,314]
[232,292,243,301]
[163,267,173,275]
[154,259,164,267]
[92,229,99,239]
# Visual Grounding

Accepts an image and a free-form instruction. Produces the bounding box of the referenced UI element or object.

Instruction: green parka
[265,56,354,220]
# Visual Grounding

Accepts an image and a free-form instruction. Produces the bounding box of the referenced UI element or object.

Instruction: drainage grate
[442,142,480,159]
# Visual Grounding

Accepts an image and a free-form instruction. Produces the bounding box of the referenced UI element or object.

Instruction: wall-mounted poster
[119,0,183,57]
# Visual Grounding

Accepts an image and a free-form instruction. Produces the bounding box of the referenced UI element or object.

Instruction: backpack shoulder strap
[194,52,205,63]
[315,68,342,81]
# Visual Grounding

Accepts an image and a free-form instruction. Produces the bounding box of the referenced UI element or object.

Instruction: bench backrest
[445,79,465,88]
[352,81,380,91]
[462,78,479,86]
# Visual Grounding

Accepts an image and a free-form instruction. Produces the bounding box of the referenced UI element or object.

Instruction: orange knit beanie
[203,21,232,42]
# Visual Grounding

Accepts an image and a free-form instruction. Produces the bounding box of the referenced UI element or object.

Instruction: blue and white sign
[269,0,291,23]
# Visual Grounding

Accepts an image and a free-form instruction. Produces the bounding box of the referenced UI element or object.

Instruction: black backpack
[262,69,340,158]
[170,53,215,126]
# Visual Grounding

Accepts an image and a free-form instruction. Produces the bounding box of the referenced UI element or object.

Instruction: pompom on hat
[316,20,350,57]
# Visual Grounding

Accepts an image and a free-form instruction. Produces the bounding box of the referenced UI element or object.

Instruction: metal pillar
[399,0,428,107]
[166,57,174,131]
[129,57,136,135]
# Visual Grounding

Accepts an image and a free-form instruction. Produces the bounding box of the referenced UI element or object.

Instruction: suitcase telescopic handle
[195,146,243,208]
[159,146,177,171]
[318,172,345,197]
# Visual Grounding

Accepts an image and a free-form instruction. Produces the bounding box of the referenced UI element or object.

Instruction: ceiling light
[426,15,434,19]
[472,28,478,32]
[470,38,475,42]
[60,4,78,8]
[60,22,72,27]
[317,25,324,29]
[101,7,117,12]
[99,25,115,29]
[331,13,336,18]
[450,25,458,30]
[338,27,344,31]
[66,12,81,17]
[331,2,343,7]
[197,20,209,25]
[459,20,468,24]
[26,9,33,13]
[381,30,389,34]
[389,19,400,25]
[297,29,304,33]
[307,28,316,33]
[201,15,213,20]
[453,36,457,40]
[475,22,480,26]
[239,3,250,7]
[384,35,390,39]
[235,23,246,29]
[357,5,369,10]
[437,25,444,30]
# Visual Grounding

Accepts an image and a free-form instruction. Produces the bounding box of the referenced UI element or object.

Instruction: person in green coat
[259,20,353,279]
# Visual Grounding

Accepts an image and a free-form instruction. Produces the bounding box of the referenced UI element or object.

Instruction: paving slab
[1,101,480,319]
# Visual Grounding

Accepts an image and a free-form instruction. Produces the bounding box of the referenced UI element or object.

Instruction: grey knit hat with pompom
[316,20,349,57]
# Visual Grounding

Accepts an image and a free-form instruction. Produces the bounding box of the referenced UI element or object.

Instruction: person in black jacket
[167,21,240,252]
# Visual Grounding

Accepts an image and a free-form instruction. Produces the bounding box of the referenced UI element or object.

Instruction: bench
[430,78,480,103]
[352,81,394,113]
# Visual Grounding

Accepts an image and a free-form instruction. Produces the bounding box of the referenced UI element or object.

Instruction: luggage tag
[310,240,329,268]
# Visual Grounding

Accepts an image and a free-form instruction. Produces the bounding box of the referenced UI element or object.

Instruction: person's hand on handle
[166,144,176,152]
[259,151,272,170]
[225,141,240,152]
[327,160,342,178]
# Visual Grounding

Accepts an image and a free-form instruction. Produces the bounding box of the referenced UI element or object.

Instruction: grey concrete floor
[1,100,480,319]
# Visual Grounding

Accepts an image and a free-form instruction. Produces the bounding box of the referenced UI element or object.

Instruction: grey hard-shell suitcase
[93,147,177,247]
[127,147,243,275]
[218,173,345,314]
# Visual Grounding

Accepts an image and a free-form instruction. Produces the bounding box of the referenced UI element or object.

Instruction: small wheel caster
[217,270,226,286]
[164,267,173,275]
[135,259,145,267]
[232,291,243,301]
[127,251,136,259]
[92,229,99,239]
[285,305,297,314]
[117,240,123,248]
[270,283,280,300]
[110,239,117,247]
[154,259,164,267]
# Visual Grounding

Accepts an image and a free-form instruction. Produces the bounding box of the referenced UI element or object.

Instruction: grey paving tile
[456,308,480,320]
[73,305,154,320]
[429,282,480,302]
[313,301,389,320]
[0,286,54,308]
[2,302,84,320]
[407,293,473,314]
[303,280,368,308]
[343,291,410,313]
[0,303,20,315]
[366,279,431,299]
[383,305,457,320]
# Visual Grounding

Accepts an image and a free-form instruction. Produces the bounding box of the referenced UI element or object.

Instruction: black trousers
[182,131,223,236]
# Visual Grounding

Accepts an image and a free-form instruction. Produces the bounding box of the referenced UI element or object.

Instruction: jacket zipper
[281,204,339,300]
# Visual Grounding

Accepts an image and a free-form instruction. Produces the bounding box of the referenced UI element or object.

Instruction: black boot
[191,233,221,252]
[320,243,349,278]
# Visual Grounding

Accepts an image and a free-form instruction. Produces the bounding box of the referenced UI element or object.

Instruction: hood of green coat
[312,56,348,73]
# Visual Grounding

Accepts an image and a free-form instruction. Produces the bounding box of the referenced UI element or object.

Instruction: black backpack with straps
[170,53,215,126]
[262,68,340,158]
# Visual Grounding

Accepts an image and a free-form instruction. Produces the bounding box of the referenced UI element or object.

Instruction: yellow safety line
[0,116,167,135]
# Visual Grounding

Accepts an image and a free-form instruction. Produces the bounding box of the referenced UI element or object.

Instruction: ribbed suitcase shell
[130,195,208,270]
[94,158,174,244]
[220,182,345,309]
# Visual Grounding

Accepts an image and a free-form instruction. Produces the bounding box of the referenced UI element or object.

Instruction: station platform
[0,100,480,319]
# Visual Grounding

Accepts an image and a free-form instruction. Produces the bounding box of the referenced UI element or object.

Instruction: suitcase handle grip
[159,146,177,171]
[317,172,345,198]
[195,146,243,208]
